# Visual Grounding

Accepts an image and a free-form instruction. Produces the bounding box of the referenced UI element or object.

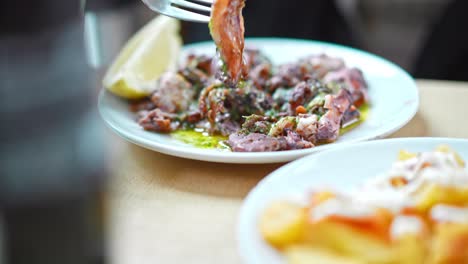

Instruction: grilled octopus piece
[210,0,246,86]
[138,109,179,133]
[316,89,353,143]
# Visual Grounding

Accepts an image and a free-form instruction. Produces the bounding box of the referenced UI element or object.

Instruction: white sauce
[390,215,424,239]
[430,204,468,223]
[306,150,467,223]
[417,167,468,187]
[353,189,411,213]
[310,197,376,221]
[390,215,424,240]
[358,151,467,212]
[287,192,310,207]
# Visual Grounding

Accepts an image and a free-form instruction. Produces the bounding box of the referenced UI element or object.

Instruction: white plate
[237,137,468,264]
[98,38,419,164]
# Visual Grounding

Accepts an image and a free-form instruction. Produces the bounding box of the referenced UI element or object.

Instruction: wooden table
[107,80,467,264]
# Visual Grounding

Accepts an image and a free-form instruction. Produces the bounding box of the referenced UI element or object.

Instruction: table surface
[107,80,468,264]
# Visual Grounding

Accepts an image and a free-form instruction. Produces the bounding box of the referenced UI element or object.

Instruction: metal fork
[141,0,213,23]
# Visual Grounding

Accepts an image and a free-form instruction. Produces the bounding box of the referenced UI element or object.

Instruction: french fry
[429,223,468,264]
[394,234,427,264]
[301,220,396,264]
[259,201,306,248]
[285,245,364,264]
[415,184,468,212]
[435,145,465,167]
[259,146,468,264]
[398,150,417,161]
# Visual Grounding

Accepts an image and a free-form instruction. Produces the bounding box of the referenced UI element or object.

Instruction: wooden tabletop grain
[106,80,468,264]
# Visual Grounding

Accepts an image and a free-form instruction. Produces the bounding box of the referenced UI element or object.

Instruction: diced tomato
[295,105,307,115]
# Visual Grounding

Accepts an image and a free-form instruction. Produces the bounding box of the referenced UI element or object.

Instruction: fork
[141,0,213,23]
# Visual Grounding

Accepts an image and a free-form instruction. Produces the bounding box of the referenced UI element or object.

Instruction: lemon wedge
[103,16,182,99]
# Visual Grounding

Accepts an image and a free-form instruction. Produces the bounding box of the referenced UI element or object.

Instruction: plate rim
[98,38,419,164]
[237,137,468,263]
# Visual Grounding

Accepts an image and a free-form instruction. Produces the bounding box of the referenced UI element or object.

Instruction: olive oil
[340,103,370,135]
[171,130,228,149]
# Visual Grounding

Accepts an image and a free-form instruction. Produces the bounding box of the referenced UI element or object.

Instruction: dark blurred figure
[413,0,468,81]
[183,0,356,47]
[0,0,140,263]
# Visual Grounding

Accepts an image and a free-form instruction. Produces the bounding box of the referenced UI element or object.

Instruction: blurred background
[0,0,466,263]
[82,0,468,80]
